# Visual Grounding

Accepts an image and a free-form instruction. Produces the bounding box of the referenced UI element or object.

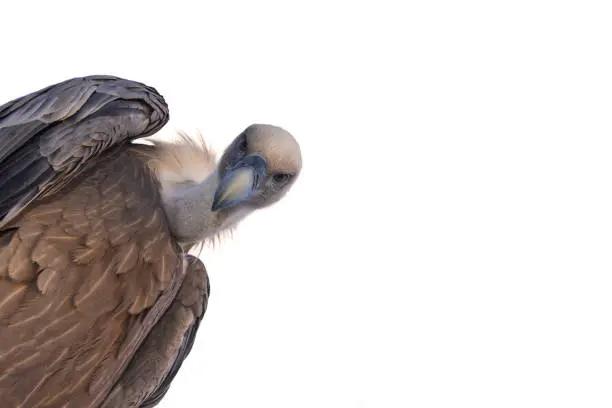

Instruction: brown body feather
[0,148,189,407]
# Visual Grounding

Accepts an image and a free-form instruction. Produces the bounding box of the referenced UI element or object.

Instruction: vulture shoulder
[0,76,195,408]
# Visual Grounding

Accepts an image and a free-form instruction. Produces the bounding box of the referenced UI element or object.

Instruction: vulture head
[157,124,302,245]
[214,123,302,211]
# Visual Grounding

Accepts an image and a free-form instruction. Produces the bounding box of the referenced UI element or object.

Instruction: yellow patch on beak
[212,154,267,211]
[215,167,254,205]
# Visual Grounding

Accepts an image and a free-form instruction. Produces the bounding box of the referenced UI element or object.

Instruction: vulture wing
[0,75,169,227]
[0,76,191,408]
[99,255,211,408]
[139,255,211,408]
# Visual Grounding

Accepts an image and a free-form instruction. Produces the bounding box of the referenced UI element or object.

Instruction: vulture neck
[160,171,250,246]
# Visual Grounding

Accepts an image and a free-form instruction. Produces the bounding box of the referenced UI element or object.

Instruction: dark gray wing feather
[139,318,205,408]
[0,75,169,226]
[140,259,211,408]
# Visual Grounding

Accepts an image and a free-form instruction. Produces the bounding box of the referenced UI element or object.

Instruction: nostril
[238,139,248,153]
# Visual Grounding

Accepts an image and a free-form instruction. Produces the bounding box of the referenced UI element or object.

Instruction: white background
[2,1,612,407]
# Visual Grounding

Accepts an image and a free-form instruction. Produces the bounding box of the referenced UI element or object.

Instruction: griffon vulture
[0,75,302,407]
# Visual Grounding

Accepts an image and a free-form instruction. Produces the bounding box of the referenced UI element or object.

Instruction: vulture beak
[212,155,267,211]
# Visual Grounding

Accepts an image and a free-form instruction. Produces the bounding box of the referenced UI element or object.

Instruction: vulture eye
[273,173,291,183]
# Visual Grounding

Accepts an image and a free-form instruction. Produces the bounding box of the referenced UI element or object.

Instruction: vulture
[0,75,302,407]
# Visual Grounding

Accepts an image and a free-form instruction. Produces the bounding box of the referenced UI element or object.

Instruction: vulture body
[0,76,302,407]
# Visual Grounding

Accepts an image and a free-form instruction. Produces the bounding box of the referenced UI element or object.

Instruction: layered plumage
[0,76,302,407]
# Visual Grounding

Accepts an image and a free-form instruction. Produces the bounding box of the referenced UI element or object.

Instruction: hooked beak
[212,155,267,211]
